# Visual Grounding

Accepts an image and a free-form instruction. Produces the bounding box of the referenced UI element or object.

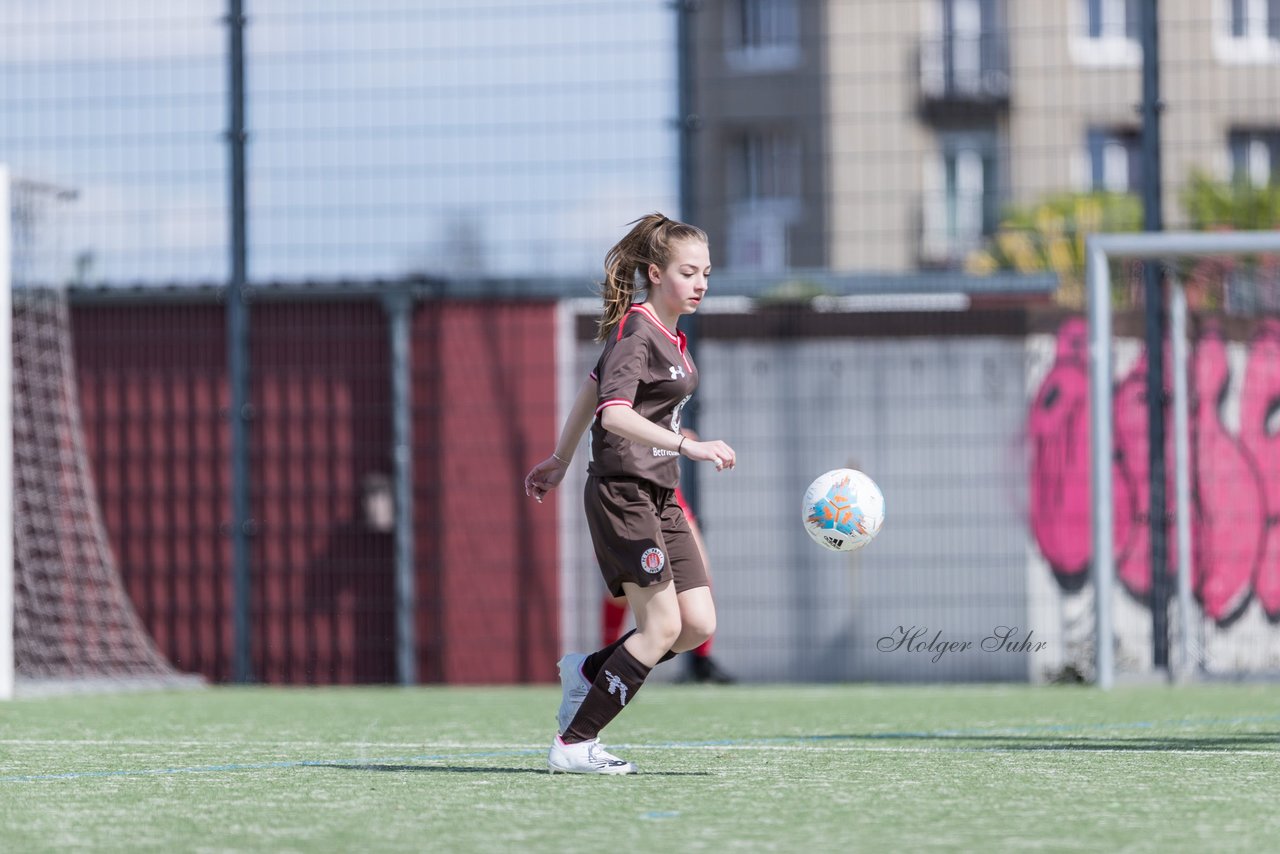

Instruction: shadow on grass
[310,763,709,776]
[797,732,1280,752]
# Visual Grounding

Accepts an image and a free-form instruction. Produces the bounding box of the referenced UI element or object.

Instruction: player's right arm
[599,406,736,471]
[524,376,597,502]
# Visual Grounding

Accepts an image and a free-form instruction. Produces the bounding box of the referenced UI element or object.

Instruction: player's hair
[597,212,707,342]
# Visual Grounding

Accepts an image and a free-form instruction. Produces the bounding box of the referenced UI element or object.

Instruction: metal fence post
[226,0,252,683]
[385,289,416,686]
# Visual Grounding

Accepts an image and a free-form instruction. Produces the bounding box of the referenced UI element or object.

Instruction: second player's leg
[670,585,715,654]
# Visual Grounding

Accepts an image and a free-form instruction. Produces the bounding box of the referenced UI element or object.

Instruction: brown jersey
[588,303,697,489]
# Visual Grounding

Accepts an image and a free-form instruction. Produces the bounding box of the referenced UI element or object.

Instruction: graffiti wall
[557,307,1280,683]
[1028,316,1280,676]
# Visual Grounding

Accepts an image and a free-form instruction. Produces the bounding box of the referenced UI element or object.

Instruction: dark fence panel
[412,301,560,685]
[250,300,394,684]
[73,303,233,680]
[71,295,560,685]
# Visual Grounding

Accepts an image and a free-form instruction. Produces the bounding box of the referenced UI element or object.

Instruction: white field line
[0,739,534,748]
[1,738,1278,786]
[10,741,1272,754]
[619,744,1280,756]
[2,743,1278,758]
[5,717,1280,750]
[6,739,1275,757]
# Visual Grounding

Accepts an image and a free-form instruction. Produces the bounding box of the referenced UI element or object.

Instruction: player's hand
[681,439,736,471]
[524,455,569,502]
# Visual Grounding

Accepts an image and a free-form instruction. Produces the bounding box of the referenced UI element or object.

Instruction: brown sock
[583,631,675,684]
[562,644,652,743]
[581,629,635,684]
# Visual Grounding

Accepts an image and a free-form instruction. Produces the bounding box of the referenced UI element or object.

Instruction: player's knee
[684,612,715,645]
[646,615,682,651]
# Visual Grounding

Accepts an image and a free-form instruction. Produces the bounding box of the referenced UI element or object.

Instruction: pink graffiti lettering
[1030,317,1276,624]
[1239,319,1280,618]
[1028,318,1135,584]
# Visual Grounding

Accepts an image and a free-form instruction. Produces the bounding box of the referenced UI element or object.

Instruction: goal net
[2,166,195,698]
[1084,231,1280,688]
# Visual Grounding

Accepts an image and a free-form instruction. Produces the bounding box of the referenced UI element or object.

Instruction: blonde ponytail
[596,213,707,341]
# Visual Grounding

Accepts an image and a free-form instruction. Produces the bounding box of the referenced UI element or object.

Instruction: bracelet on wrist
[677,435,686,455]
[552,452,570,465]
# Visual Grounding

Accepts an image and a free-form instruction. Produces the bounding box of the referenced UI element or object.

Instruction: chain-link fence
[3,1,1278,685]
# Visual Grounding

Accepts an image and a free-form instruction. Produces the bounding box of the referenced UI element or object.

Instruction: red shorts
[674,486,696,525]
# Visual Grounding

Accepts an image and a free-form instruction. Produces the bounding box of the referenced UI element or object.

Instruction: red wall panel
[73,304,234,681]
[412,301,560,684]
[72,297,560,685]
[250,302,395,684]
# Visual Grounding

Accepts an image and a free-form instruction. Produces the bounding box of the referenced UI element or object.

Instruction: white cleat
[556,653,590,734]
[548,735,637,775]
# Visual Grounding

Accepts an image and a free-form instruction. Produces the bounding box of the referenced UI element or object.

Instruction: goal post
[1,164,13,701]
[2,168,196,699]
[1087,230,1280,689]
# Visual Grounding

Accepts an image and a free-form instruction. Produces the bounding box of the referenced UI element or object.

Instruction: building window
[1071,0,1140,66]
[728,129,802,203]
[1087,128,1143,194]
[725,128,801,270]
[948,0,986,91]
[921,131,1001,265]
[725,0,801,72]
[1230,0,1280,38]
[920,0,1010,100]
[1217,0,1280,63]
[1230,129,1280,187]
[1087,0,1139,39]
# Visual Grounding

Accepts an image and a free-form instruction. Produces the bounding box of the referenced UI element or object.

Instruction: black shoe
[688,654,735,684]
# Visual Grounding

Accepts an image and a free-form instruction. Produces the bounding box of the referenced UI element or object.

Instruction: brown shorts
[584,476,709,597]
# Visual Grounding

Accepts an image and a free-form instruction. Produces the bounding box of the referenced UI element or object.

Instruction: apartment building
[692,0,1280,273]
[689,0,829,271]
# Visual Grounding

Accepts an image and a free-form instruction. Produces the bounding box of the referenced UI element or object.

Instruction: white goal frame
[1087,230,1280,690]
[1,165,13,700]
[0,167,197,700]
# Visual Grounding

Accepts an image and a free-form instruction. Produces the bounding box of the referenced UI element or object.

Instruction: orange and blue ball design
[802,468,885,553]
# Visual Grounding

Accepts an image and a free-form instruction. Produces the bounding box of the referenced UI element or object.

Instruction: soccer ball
[802,468,885,553]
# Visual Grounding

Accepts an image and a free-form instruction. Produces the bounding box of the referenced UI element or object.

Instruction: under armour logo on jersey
[604,670,628,706]
[668,365,686,380]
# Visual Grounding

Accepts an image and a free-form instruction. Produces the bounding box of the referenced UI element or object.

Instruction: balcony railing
[918,32,1011,109]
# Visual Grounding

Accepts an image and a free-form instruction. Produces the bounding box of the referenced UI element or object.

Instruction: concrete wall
[562,315,1038,682]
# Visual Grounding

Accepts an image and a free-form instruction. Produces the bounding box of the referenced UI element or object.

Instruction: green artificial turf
[3,683,1278,852]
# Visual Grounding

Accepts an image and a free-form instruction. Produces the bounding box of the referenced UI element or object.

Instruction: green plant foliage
[1181,169,1280,231]
[970,176,1280,307]
[965,192,1142,306]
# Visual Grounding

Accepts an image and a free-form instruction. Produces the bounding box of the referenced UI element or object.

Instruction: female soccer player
[524,213,736,774]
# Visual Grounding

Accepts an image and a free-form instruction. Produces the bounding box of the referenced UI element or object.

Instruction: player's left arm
[524,376,597,502]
